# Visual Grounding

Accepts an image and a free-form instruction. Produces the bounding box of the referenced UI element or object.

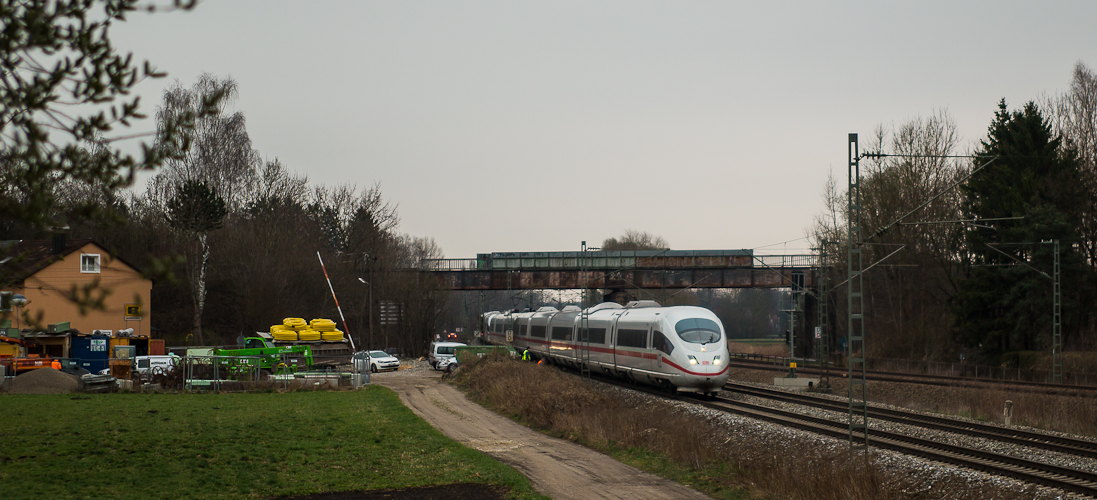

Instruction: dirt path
[372,364,712,500]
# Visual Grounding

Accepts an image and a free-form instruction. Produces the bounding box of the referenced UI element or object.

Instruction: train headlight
[688,355,698,365]
[713,356,722,365]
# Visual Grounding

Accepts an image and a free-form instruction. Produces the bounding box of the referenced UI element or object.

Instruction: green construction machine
[214,337,313,374]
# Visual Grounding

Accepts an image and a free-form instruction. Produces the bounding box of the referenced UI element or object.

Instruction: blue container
[69,334,110,374]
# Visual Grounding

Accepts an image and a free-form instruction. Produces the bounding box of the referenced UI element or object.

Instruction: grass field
[0,387,543,500]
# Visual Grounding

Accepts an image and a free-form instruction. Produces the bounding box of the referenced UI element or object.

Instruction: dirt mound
[8,368,80,394]
[274,484,509,500]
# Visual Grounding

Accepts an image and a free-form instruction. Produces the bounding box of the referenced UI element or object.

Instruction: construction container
[110,344,135,379]
[148,339,166,355]
[69,334,111,374]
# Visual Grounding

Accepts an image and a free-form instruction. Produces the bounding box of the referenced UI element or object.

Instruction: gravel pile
[7,368,80,394]
[608,381,1095,500]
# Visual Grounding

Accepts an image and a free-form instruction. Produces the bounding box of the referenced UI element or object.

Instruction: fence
[866,357,1097,387]
[1,351,367,393]
[730,353,1097,387]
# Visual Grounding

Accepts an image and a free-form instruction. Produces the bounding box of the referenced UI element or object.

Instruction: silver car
[369,350,400,372]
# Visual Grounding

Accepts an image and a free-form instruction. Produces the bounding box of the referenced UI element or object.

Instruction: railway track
[596,374,1097,497]
[726,382,1097,460]
[684,393,1097,498]
[726,358,1097,398]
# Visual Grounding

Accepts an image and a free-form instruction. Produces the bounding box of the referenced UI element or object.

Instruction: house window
[0,291,11,312]
[81,254,101,273]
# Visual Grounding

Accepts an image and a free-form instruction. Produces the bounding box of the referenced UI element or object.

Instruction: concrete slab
[773,377,820,391]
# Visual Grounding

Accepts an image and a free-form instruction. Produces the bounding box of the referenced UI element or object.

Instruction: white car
[429,342,466,370]
[369,350,400,372]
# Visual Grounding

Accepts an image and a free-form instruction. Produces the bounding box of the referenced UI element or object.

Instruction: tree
[954,100,1096,357]
[859,112,968,359]
[166,180,227,345]
[147,74,258,211]
[1045,62,1097,266]
[0,0,210,233]
[601,230,669,251]
[811,111,967,360]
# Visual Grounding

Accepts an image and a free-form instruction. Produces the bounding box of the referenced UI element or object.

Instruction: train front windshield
[674,318,722,344]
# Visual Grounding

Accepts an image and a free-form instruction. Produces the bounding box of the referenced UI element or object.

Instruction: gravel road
[372,362,713,500]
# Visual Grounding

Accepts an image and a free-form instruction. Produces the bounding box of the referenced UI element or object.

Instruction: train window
[551,326,571,341]
[652,331,674,355]
[517,320,528,337]
[617,329,647,349]
[531,325,547,338]
[578,327,606,344]
[674,318,722,344]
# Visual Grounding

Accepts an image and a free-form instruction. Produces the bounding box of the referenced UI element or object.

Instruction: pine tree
[954,100,1095,358]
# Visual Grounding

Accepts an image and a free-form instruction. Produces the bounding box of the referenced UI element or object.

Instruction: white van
[429,342,466,370]
[135,354,179,380]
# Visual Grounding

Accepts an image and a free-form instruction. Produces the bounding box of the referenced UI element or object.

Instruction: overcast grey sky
[112,1,1097,258]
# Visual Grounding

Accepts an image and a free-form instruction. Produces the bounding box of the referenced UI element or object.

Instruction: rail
[727,353,1097,388]
[603,371,1097,497]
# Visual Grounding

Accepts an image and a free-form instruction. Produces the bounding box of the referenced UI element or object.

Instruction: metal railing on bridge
[423,250,819,271]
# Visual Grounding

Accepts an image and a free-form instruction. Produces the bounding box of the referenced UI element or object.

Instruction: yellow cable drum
[272,331,299,341]
[309,318,337,332]
[297,329,322,341]
[283,317,307,331]
[320,330,344,341]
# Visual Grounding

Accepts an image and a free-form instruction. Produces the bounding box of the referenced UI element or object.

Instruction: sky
[109,1,1097,259]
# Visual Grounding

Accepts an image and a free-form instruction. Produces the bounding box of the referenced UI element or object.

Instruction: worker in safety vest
[521,348,530,361]
[51,359,62,370]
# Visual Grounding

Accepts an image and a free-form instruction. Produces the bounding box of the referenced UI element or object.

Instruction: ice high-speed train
[482,301,730,395]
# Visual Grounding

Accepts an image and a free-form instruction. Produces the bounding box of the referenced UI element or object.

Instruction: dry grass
[453,353,714,469]
[852,376,1097,437]
[727,342,788,357]
[728,349,1097,438]
[725,365,1097,438]
[453,354,1046,500]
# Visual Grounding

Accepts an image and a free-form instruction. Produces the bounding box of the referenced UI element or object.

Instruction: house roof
[0,239,143,284]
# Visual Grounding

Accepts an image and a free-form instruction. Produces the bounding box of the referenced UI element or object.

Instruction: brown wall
[2,243,152,335]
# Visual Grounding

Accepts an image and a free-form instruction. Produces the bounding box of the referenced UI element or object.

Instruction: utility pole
[1052,239,1062,384]
[579,241,598,379]
[362,253,374,351]
[815,241,833,393]
[848,133,869,450]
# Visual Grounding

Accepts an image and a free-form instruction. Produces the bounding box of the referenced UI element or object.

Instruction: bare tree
[812,110,968,360]
[1044,62,1097,265]
[147,74,260,211]
[601,230,670,250]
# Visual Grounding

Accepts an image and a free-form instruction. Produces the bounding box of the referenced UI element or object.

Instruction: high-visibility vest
[522,350,530,361]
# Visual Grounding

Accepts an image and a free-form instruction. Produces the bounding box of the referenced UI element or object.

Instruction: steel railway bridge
[423,249,818,294]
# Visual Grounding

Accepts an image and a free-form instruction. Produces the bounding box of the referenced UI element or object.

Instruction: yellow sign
[790,362,797,368]
[124,304,142,319]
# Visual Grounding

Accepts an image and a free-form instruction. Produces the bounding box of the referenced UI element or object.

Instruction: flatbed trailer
[0,357,57,373]
[256,332,352,366]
